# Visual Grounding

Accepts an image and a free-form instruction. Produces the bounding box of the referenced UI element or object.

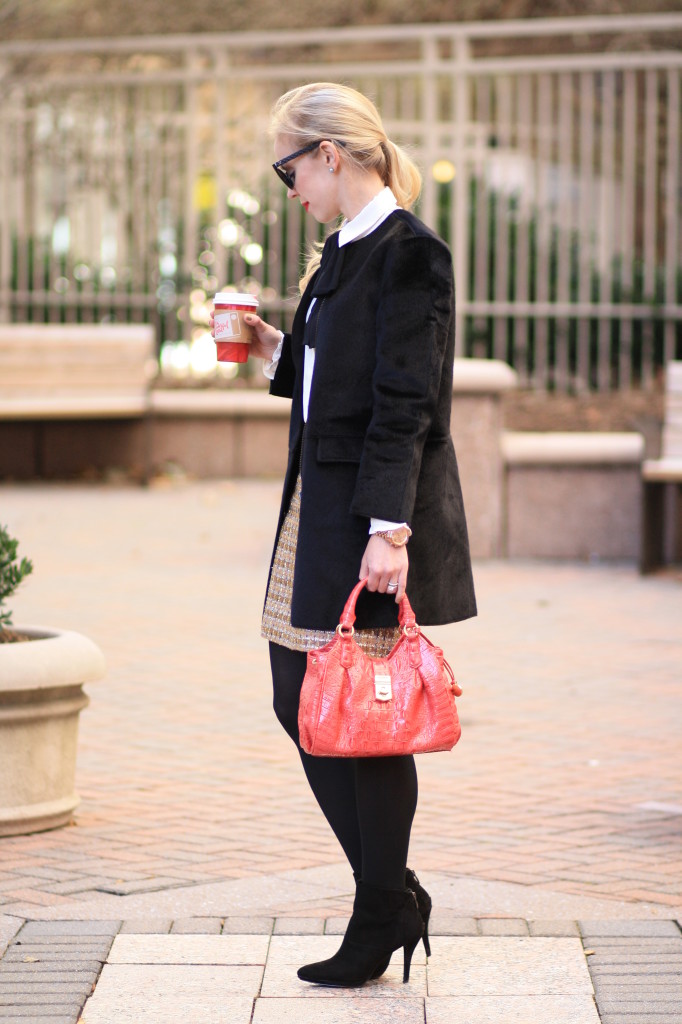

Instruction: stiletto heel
[402,935,420,983]
[422,919,431,958]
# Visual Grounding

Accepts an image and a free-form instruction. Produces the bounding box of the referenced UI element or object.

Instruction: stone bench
[0,323,156,416]
[502,431,645,561]
[0,323,156,478]
[640,361,682,573]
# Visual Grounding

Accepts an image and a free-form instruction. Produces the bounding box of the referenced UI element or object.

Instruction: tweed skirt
[261,474,401,655]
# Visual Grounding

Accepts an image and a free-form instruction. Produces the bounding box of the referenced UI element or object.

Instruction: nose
[287,185,298,200]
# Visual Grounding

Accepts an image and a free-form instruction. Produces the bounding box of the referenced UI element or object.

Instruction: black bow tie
[311,231,345,298]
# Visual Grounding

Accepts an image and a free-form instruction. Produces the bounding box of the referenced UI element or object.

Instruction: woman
[213,82,476,987]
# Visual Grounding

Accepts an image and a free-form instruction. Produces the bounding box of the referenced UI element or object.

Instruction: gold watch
[374,525,412,548]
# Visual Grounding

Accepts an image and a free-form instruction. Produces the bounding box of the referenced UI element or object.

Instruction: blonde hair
[270,82,422,291]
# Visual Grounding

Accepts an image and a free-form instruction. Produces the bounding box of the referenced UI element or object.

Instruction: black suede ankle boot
[370,867,433,980]
[297,881,424,987]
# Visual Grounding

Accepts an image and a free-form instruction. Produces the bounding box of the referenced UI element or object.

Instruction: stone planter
[0,627,105,837]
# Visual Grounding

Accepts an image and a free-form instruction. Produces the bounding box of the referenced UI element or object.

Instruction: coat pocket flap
[316,435,365,463]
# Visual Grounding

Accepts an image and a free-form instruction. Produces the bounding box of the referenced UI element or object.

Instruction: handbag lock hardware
[374,669,392,702]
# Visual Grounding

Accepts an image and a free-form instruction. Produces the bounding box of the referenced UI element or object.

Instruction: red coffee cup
[213,292,259,363]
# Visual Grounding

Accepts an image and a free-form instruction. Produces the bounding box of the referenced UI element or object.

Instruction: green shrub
[0,525,33,630]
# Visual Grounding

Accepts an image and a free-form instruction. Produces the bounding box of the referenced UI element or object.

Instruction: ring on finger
[386,581,398,591]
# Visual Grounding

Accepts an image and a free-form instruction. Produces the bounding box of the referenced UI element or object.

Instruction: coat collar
[311,188,398,298]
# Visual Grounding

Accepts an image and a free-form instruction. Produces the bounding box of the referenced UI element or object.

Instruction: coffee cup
[213,292,259,363]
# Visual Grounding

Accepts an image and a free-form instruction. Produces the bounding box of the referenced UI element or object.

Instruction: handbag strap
[339,577,417,632]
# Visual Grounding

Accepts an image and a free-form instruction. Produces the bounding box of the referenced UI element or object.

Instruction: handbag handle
[339,577,417,633]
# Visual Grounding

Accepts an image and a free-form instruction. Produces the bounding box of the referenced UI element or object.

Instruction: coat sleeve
[349,234,454,524]
[268,333,296,399]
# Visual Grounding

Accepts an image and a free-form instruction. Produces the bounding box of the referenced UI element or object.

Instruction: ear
[318,140,338,169]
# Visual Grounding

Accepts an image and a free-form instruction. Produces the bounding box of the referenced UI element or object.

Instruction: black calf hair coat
[268,209,477,632]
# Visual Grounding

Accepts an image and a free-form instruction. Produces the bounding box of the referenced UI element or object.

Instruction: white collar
[338,187,399,248]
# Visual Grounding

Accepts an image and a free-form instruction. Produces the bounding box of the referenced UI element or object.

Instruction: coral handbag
[298,578,462,757]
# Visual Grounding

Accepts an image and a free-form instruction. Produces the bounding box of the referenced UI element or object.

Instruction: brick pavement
[1,479,681,1021]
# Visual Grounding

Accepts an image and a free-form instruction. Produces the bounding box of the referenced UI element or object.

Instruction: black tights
[269,641,418,889]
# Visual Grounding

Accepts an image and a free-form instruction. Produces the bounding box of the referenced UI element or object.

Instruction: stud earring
[329,167,334,173]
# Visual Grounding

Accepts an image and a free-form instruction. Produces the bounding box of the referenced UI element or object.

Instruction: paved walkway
[1,479,681,1022]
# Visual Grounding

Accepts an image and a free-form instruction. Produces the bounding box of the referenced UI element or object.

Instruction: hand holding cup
[210,294,282,363]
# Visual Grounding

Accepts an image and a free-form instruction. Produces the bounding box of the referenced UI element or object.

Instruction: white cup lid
[214,292,259,307]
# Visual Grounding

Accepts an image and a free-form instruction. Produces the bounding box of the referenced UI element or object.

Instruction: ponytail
[380,138,421,211]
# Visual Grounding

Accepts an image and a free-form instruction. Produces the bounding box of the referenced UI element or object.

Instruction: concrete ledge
[148,390,290,478]
[152,366,519,414]
[0,323,153,344]
[0,396,150,419]
[502,432,645,465]
[0,361,516,557]
[150,389,291,419]
[149,373,518,561]
[642,457,682,482]
[503,431,644,561]
[449,360,517,557]
[452,357,518,394]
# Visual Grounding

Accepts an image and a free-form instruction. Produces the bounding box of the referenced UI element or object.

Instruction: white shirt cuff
[262,332,285,380]
[369,518,409,535]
